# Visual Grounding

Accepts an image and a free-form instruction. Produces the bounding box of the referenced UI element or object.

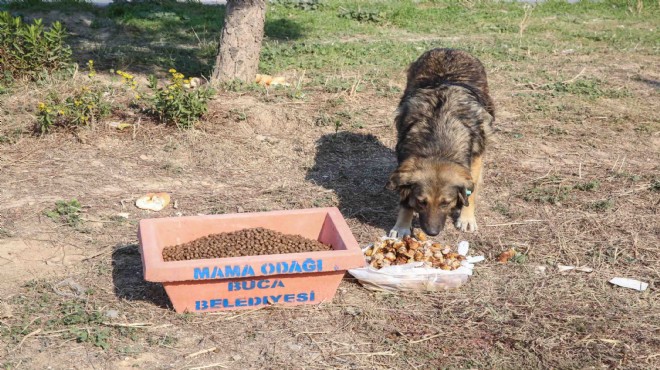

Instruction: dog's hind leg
[390,207,414,237]
[456,155,483,232]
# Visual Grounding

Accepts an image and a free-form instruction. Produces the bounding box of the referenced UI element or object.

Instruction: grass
[0,1,659,369]
[1,0,656,79]
[45,199,83,227]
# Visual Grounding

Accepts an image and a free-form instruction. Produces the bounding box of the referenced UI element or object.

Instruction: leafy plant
[70,328,111,349]
[523,185,571,204]
[0,11,72,81]
[45,199,82,227]
[587,199,614,212]
[144,69,215,128]
[55,301,110,349]
[338,7,386,23]
[270,0,323,11]
[574,180,600,192]
[36,60,111,134]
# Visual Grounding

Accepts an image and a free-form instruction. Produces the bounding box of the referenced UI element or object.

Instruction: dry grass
[1,1,659,369]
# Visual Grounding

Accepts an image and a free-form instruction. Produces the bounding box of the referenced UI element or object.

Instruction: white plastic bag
[348,240,484,292]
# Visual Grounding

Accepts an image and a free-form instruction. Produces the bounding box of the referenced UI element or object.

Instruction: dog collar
[466,189,472,196]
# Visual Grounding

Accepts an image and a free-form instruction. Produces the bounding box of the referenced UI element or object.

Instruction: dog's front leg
[456,155,483,232]
[390,206,414,237]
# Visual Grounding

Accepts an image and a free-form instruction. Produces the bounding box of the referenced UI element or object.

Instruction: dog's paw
[389,227,412,238]
[455,214,478,233]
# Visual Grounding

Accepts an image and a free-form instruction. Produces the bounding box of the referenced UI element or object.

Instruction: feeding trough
[138,207,366,313]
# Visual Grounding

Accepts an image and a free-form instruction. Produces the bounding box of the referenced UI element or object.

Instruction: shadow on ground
[7,0,304,77]
[306,132,399,232]
[111,243,172,309]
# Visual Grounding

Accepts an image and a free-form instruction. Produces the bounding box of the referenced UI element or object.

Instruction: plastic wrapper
[348,240,484,292]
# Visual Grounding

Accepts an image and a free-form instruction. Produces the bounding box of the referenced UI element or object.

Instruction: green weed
[143,69,215,128]
[652,179,660,192]
[36,61,111,134]
[546,126,568,136]
[545,78,631,99]
[338,7,386,24]
[0,11,72,81]
[523,185,571,204]
[270,0,323,11]
[228,108,248,122]
[492,202,511,217]
[587,199,614,212]
[512,251,527,264]
[574,180,600,192]
[45,199,82,227]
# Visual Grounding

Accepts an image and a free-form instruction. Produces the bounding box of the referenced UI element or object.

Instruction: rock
[105,310,119,319]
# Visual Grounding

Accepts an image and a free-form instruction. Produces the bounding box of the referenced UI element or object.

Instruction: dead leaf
[496,248,516,263]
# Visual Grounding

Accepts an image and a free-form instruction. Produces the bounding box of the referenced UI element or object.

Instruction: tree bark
[211,0,266,84]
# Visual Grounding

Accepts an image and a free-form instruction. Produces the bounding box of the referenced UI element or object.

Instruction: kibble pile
[365,229,466,270]
[162,227,333,261]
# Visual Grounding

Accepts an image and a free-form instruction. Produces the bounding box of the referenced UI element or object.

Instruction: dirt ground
[1,2,659,370]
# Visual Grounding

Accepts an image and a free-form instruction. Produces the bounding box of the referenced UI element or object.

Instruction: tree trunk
[211,0,266,84]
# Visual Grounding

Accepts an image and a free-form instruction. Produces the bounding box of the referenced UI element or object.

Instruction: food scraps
[496,248,517,263]
[364,228,466,270]
[135,192,170,211]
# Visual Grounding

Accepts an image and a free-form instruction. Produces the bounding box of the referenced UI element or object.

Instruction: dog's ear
[385,158,417,192]
[456,179,474,208]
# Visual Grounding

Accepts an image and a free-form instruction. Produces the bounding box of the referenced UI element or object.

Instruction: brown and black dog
[386,48,495,237]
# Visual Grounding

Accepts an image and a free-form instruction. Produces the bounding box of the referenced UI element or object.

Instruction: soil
[161,227,332,261]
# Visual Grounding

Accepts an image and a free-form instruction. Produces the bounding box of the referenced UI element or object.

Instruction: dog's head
[386,157,473,236]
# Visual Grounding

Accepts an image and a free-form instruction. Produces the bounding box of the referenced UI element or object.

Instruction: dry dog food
[162,227,332,261]
[365,229,466,270]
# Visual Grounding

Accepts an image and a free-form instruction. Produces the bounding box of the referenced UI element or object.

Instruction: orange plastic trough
[138,207,366,313]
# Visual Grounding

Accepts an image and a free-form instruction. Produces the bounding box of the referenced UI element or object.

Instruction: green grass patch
[45,199,83,227]
[544,78,632,100]
[587,199,614,212]
[574,180,601,192]
[2,0,656,79]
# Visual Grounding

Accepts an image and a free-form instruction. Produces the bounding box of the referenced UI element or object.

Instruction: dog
[386,48,495,237]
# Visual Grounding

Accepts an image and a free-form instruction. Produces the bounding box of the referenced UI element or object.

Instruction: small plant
[270,0,323,11]
[228,108,248,122]
[54,301,110,349]
[652,179,660,192]
[512,251,527,264]
[144,69,215,128]
[45,199,82,227]
[588,199,614,212]
[492,202,511,217]
[70,328,111,349]
[574,180,600,192]
[35,60,111,134]
[0,11,72,81]
[523,185,571,204]
[544,78,631,99]
[338,8,386,23]
[334,119,343,134]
